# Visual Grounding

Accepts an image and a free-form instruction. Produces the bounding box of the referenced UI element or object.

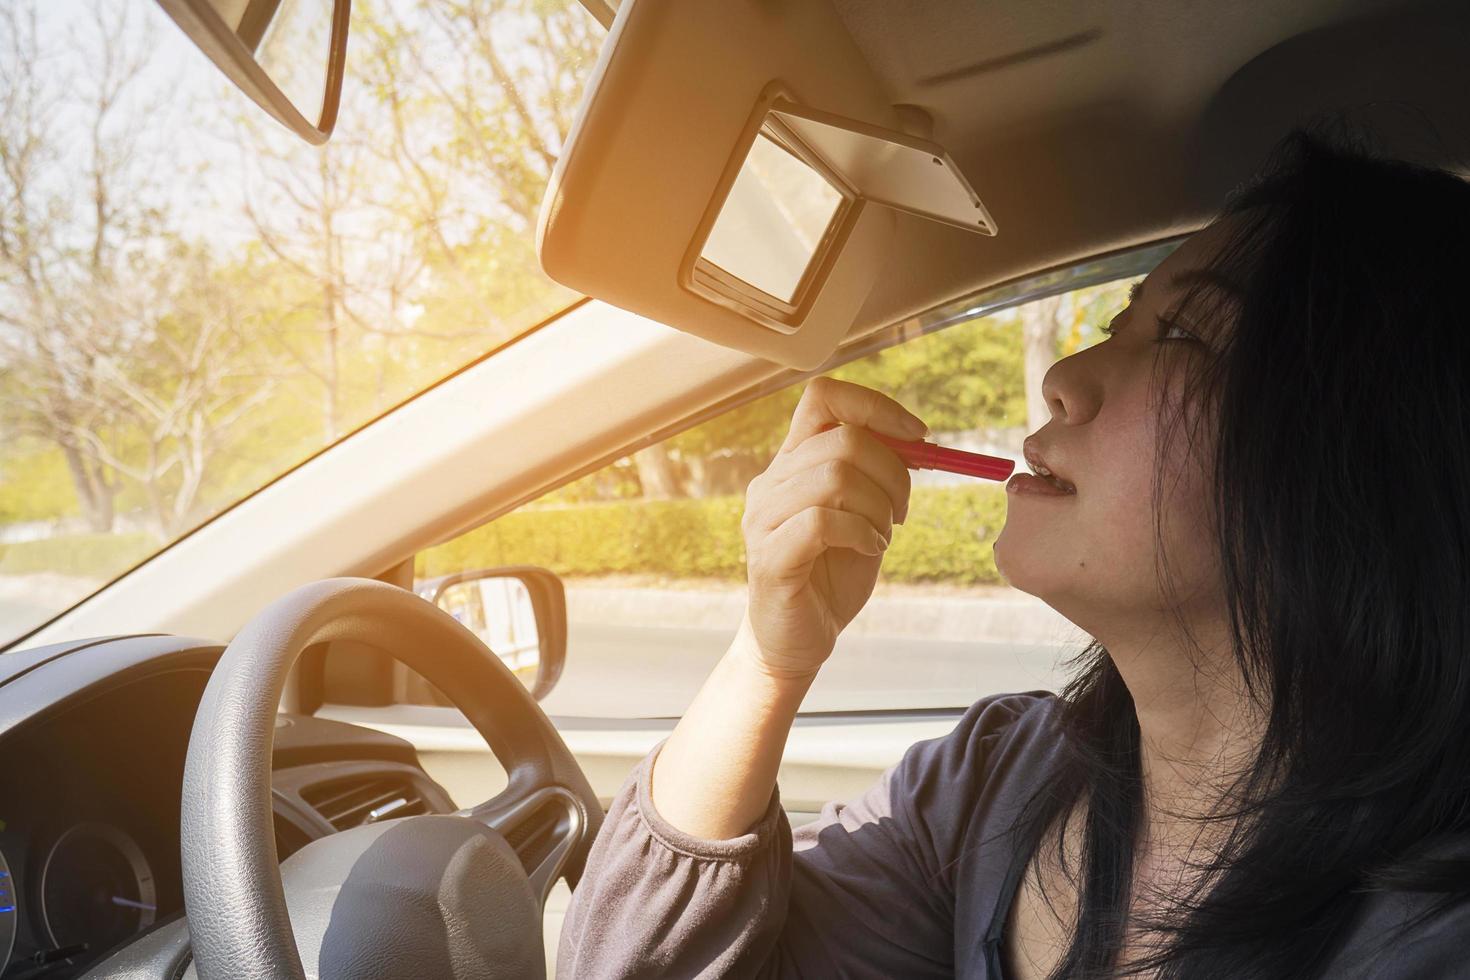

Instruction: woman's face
[993,223,1236,639]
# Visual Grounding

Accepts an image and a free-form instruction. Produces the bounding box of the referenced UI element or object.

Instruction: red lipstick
[869,431,1015,482]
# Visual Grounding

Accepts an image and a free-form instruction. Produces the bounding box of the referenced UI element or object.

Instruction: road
[540,621,1074,718]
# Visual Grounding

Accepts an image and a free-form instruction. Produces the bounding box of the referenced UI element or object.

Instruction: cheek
[996,502,1156,618]
[995,375,1216,609]
[996,426,1157,597]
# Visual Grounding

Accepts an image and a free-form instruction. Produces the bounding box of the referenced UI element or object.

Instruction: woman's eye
[1156,317,1198,343]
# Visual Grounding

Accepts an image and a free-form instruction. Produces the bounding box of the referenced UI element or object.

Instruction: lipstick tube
[868,431,1016,482]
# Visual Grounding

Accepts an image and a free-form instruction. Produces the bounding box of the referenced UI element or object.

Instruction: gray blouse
[555,692,1470,978]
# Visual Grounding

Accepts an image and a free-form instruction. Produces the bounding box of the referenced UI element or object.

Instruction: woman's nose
[1039,349,1103,426]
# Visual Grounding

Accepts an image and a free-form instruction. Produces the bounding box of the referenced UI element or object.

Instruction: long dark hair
[1016,128,1470,978]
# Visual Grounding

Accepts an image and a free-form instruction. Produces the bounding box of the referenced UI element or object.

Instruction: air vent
[300,775,428,831]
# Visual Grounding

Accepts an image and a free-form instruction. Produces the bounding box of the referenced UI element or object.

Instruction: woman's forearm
[649,610,817,840]
[650,380,926,841]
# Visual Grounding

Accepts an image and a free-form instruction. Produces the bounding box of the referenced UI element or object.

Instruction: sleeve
[1329,888,1470,978]
[555,693,1040,980]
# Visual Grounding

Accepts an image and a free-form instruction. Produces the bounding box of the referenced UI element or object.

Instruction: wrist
[729,611,823,687]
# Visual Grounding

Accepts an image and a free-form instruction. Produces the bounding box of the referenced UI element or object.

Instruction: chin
[992,527,1051,599]
[993,524,1096,619]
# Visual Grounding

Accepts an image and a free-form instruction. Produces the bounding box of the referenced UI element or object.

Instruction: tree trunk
[632,445,680,500]
[684,455,712,498]
[61,444,115,533]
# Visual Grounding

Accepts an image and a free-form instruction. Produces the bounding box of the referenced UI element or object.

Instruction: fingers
[778,377,927,455]
[757,456,897,545]
[749,507,888,584]
[762,424,912,527]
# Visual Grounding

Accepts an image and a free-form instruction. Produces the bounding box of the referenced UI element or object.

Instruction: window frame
[394,238,1185,719]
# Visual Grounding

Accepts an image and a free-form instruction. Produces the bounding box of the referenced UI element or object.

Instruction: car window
[0,0,603,650]
[416,247,1173,717]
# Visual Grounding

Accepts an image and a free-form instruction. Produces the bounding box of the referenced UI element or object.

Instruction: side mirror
[417,566,568,702]
[154,0,350,144]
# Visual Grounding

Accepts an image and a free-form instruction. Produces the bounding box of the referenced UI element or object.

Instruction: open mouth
[1026,462,1076,494]
[1021,443,1077,494]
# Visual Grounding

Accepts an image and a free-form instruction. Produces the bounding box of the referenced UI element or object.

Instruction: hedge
[0,532,158,579]
[0,486,1010,587]
[419,484,1009,586]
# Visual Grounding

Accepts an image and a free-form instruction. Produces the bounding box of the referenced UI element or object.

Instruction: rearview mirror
[418,566,568,702]
[155,0,350,144]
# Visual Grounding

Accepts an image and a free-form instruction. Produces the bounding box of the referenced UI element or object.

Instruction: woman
[557,131,1470,978]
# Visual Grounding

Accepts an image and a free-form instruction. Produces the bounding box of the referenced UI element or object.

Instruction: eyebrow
[1119,269,1237,344]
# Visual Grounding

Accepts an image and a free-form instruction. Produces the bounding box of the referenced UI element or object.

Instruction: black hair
[1014,127,1470,978]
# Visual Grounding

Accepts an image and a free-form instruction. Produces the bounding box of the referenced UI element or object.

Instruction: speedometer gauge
[0,847,14,975]
[40,823,156,956]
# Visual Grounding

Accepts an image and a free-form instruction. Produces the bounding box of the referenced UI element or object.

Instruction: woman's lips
[1006,472,1077,497]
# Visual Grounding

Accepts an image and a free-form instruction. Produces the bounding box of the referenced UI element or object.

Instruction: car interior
[0,0,1466,977]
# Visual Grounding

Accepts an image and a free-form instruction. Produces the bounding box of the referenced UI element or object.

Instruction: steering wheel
[179,578,602,980]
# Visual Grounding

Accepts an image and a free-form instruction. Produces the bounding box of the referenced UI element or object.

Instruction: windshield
[0,0,603,649]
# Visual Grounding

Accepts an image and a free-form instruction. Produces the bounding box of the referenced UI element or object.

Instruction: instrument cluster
[0,670,207,978]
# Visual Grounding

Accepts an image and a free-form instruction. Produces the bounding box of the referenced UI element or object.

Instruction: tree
[662,387,802,497]
[354,0,596,343]
[89,246,277,537]
[832,314,1028,434]
[232,0,602,444]
[0,0,171,531]
[400,0,601,231]
[0,1,294,538]
[237,117,383,443]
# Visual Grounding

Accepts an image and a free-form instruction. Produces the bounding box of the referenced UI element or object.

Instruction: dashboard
[0,637,456,979]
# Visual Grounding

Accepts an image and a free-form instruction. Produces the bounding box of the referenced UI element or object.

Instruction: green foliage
[0,444,77,523]
[0,532,158,579]
[538,457,643,505]
[831,313,1028,432]
[879,485,1009,585]
[0,0,603,556]
[665,386,802,461]
[538,291,1072,507]
[663,307,1035,468]
[410,225,579,354]
[1059,278,1139,357]
[417,484,1011,586]
[420,495,749,581]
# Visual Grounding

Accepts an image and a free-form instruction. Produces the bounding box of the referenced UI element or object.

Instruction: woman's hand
[740,377,927,679]
[652,379,925,839]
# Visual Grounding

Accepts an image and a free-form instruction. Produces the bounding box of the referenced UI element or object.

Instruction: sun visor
[536,0,996,370]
